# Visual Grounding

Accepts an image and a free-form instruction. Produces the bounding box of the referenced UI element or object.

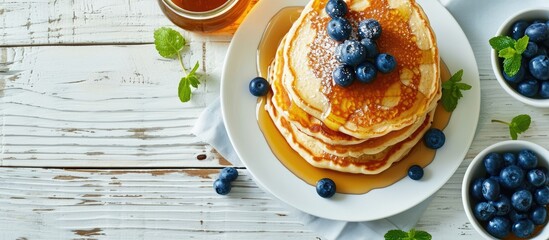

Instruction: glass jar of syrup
[158,0,251,33]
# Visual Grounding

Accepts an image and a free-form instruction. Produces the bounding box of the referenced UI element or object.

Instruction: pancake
[265,94,436,174]
[281,0,440,139]
[268,38,433,156]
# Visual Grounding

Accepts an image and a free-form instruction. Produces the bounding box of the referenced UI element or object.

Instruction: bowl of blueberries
[491,8,549,107]
[462,140,549,239]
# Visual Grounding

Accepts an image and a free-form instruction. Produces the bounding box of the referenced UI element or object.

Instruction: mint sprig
[441,69,471,112]
[492,114,532,140]
[154,27,201,103]
[489,35,529,77]
[384,229,432,240]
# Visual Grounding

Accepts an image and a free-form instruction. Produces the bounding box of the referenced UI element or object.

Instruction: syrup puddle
[256,7,452,194]
[257,7,303,78]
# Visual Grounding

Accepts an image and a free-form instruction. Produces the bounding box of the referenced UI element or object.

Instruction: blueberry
[332,64,355,87]
[484,152,504,176]
[360,38,379,58]
[510,20,529,40]
[519,180,536,193]
[219,167,239,182]
[482,178,501,201]
[509,209,529,222]
[325,0,348,18]
[539,81,549,99]
[492,195,512,216]
[423,128,445,149]
[500,165,525,189]
[518,149,538,170]
[524,42,539,59]
[327,17,352,41]
[474,201,496,221]
[511,189,533,212]
[375,53,397,73]
[530,205,547,225]
[213,178,231,195]
[355,61,377,83]
[407,165,424,180]
[534,185,549,205]
[471,177,486,200]
[503,65,525,84]
[502,153,517,166]
[538,46,548,56]
[516,78,540,97]
[512,219,535,239]
[339,40,367,66]
[358,19,382,39]
[525,23,549,43]
[249,77,270,96]
[527,169,547,187]
[316,178,336,198]
[486,216,511,239]
[529,55,549,81]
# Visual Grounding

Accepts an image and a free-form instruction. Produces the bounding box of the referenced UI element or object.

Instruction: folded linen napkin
[192,99,434,240]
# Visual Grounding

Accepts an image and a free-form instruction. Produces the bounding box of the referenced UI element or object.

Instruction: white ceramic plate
[221,0,480,221]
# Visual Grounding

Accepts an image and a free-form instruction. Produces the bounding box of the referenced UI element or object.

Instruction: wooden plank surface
[2,0,549,239]
[0,43,231,167]
[0,168,323,239]
[1,0,261,46]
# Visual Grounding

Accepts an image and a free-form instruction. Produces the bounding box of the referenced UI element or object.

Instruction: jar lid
[162,0,240,20]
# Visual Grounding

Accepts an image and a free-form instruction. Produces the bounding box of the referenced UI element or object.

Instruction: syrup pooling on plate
[256,6,452,194]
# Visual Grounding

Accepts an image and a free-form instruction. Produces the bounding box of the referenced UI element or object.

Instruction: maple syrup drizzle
[255,6,547,239]
[256,7,451,195]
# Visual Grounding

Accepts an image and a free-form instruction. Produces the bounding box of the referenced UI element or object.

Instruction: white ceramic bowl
[491,8,549,107]
[462,140,549,239]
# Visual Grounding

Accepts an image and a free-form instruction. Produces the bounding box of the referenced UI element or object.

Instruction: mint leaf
[384,230,408,240]
[441,69,471,112]
[498,47,516,59]
[413,230,432,240]
[448,69,464,83]
[515,35,530,54]
[154,27,202,103]
[154,27,186,58]
[178,61,201,102]
[187,62,201,88]
[456,82,472,90]
[511,114,531,134]
[442,89,458,111]
[385,229,432,240]
[490,35,529,77]
[178,77,191,102]
[489,36,515,51]
[492,114,532,140]
[503,54,522,77]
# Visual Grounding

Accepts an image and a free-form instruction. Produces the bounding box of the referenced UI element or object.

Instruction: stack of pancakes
[265,0,440,174]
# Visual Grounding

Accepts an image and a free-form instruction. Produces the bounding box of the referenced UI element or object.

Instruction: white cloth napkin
[192,99,433,239]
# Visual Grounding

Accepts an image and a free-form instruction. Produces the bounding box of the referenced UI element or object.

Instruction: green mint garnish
[441,69,472,112]
[489,35,529,77]
[384,228,432,240]
[154,27,200,103]
[492,114,532,140]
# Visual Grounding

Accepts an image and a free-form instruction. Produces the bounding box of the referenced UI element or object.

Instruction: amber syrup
[256,7,451,194]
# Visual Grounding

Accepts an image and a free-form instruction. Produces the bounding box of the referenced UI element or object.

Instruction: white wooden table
[2,0,549,239]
